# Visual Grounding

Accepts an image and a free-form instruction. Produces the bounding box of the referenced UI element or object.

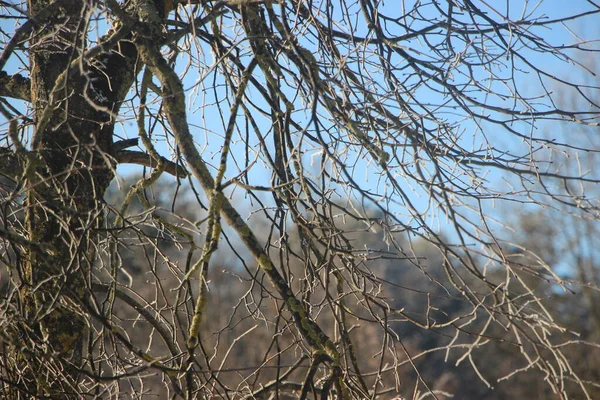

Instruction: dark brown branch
[114,149,187,178]
[0,72,30,101]
[112,138,139,152]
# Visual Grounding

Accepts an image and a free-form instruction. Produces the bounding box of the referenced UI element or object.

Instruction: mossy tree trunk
[14,1,139,396]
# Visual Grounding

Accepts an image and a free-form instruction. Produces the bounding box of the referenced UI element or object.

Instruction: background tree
[0,0,599,398]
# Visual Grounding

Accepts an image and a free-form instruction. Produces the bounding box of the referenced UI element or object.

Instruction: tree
[0,0,599,398]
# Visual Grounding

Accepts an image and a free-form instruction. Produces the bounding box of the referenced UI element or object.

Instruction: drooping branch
[133,9,346,383]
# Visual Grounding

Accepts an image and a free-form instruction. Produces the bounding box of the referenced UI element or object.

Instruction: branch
[136,30,343,369]
[114,150,187,178]
[91,283,179,358]
[0,147,23,180]
[0,0,71,71]
[113,129,187,179]
[0,72,30,101]
[0,226,56,256]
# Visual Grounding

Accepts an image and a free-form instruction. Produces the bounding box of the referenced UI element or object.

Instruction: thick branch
[0,72,30,101]
[0,226,56,256]
[135,29,342,364]
[114,149,187,178]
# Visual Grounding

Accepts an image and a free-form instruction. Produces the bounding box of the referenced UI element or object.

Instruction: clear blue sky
[1,1,598,249]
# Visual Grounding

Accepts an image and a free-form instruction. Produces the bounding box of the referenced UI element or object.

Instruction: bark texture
[13,1,139,396]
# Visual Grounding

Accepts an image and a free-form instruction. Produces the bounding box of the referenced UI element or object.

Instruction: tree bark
[13,1,140,396]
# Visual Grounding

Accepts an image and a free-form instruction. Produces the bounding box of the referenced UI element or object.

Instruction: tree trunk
[13,1,138,396]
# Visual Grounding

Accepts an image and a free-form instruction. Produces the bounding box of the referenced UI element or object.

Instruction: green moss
[258,253,272,270]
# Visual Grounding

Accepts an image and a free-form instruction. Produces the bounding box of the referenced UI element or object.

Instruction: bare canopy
[0,0,599,398]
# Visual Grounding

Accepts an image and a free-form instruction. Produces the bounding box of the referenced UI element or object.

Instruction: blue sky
[1,1,599,256]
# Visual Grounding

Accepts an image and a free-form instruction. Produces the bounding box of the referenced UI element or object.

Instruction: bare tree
[0,0,599,398]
